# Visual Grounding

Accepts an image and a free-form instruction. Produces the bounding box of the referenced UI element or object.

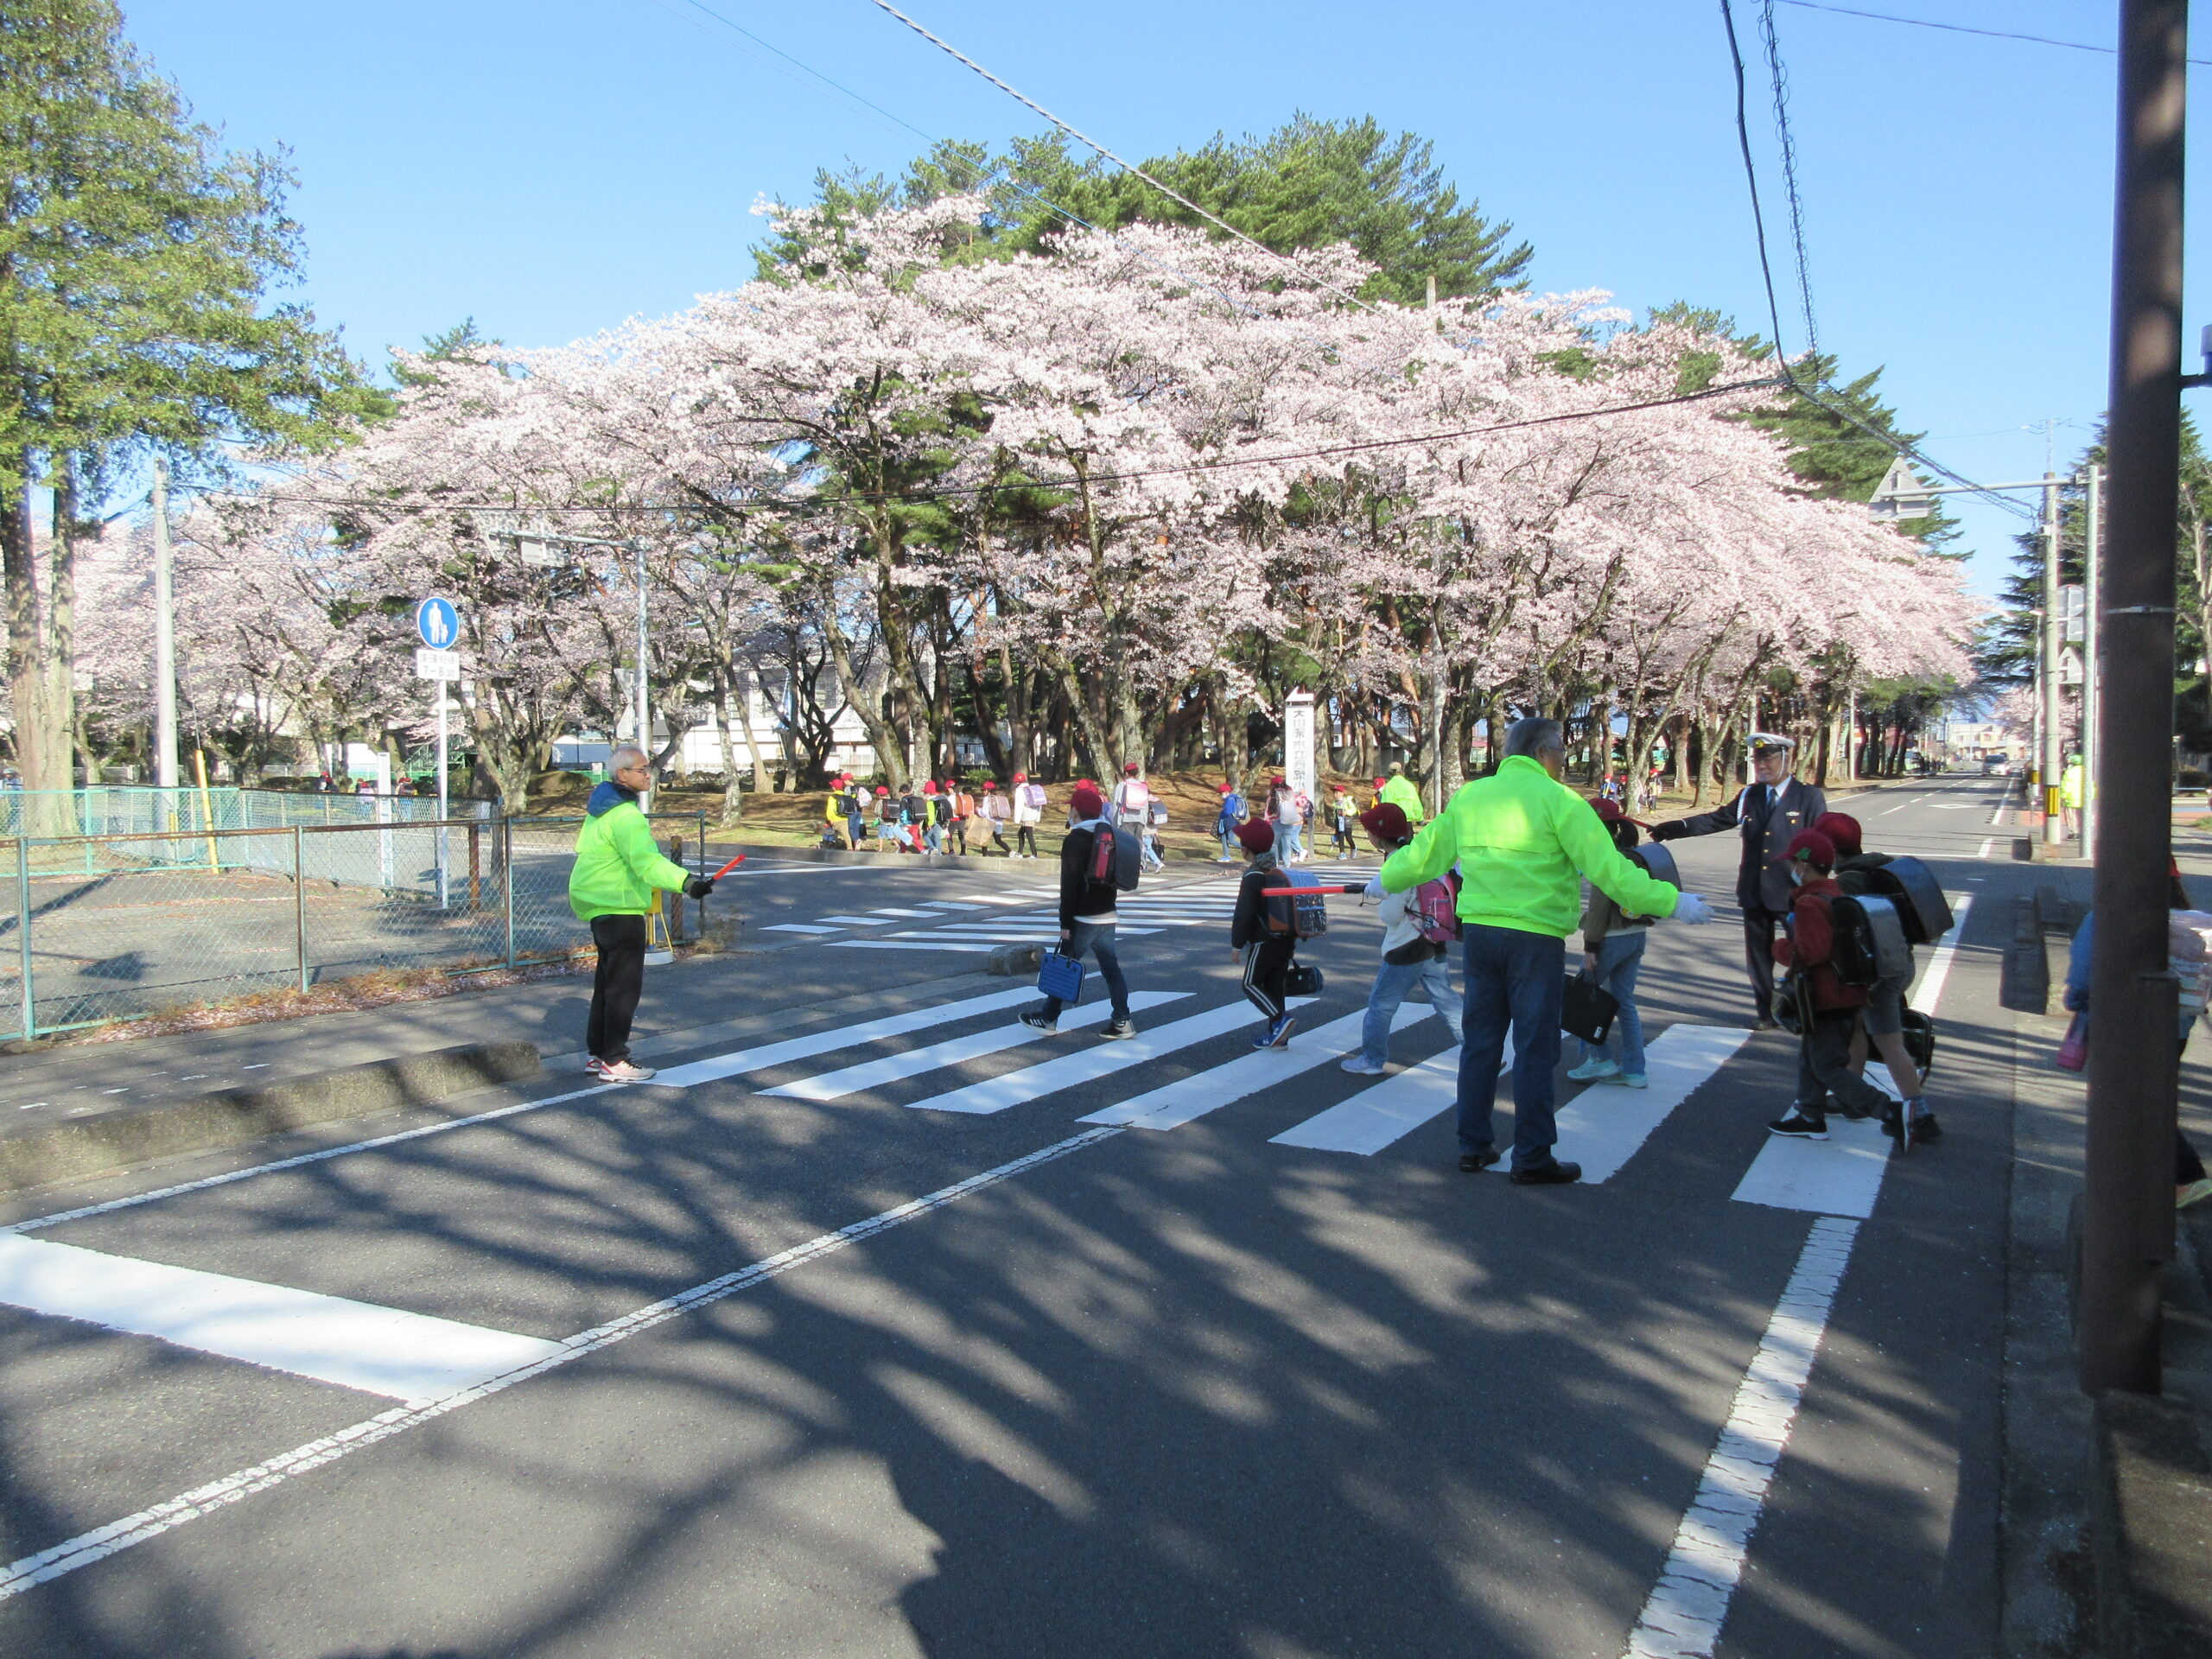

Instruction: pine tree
[0,0,369,809]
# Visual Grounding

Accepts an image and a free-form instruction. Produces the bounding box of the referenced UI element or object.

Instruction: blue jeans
[1274,821,1303,859]
[1457,924,1565,1169]
[925,822,944,853]
[1216,819,1239,856]
[1361,950,1462,1065]
[845,814,863,848]
[1578,931,1646,1076]
[1041,920,1130,1021]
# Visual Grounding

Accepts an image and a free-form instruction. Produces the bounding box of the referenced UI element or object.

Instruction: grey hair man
[567,746,715,1082]
[1649,732,1826,1029]
[1369,715,1714,1185]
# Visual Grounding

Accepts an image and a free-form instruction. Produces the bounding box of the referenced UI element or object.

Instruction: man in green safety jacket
[569,745,714,1082]
[1369,717,1715,1184]
[1377,761,1426,826]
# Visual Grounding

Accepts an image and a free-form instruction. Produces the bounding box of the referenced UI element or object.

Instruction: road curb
[2091,1389,2212,1656]
[0,1041,543,1195]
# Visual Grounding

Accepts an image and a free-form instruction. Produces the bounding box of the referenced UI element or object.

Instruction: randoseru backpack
[1263,869,1330,939]
[1410,874,1462,945]
[1087,823,1143,892]
[1827,894,1912,988]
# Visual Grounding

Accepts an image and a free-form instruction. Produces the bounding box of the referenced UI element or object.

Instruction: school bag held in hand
[1036,950,1084,1005]
[1411,874,1462,946]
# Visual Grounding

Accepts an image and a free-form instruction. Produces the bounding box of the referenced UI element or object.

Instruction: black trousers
[1796,1008,1892,1120]
[1242,938,1297,1022]
[1743,905,1782,1019]
[1015,824,1038,856]
[588,913,648,1063]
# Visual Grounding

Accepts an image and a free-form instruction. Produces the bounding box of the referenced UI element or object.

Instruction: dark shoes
[1767,1110,1829,1140]
[1458,1148,1501,1173]
[1509,1158,1583,1185]
[1751,1016,1782,1033]
[1019,1011,1058,1034]
[1102,1019,1135,1040]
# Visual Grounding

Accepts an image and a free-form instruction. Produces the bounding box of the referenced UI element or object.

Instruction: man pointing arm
[1371,717,1712,1186]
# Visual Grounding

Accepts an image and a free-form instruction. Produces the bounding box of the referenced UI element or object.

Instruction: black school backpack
[1086,823,1142,892]
[1263,870,1330,939]
[1827,894,1914,988]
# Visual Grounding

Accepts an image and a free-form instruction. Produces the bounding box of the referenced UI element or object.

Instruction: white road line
[816,914,895,926]
[765,993,1189,1103]
[761,923,844,934]
[1621,1217,1860,1659]
[917,901,988,911]
[1267,1043,1477,1154]
[905,1001,1259,1115]
[831,939,997,953]
[1552,1025,1751,1183]
[868,908,940,918]
[1988,797,2009,825]
[648,990,1041,1088]
[0,1236,563,1402]
[1908,893,1972,1014]
[0,1121,1135,1602]
[1976,838,1994,858]
[1080,1005,1433,1129]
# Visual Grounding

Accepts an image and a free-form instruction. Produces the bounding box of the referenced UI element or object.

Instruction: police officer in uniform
[1649,733,1827,1029]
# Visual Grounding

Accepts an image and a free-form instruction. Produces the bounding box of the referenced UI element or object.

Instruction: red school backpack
[1410,874,1462,945]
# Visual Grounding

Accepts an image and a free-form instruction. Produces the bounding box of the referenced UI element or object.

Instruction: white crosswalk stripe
[1081,1005,1431,1129]
[649,989,1036,1087]
[902,1000,1263,1116]
[1268,1044,1484,1154]
[766,993,1190,1102]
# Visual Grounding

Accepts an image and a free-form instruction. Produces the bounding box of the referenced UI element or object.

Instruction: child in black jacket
[1020,782,1134,1038]
[1230,819,1298,1049]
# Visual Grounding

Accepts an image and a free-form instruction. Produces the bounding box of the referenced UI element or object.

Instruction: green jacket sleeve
[1555,791,1680,918]
[1378,788,1464,893]
[613,808,693,893]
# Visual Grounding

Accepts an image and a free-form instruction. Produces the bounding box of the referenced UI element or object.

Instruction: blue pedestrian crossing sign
[415,597,459,649]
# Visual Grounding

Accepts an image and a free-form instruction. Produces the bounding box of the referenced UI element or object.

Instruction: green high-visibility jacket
[568,784,691,920]
[1377,774,1426,824]
[1380,754,1681,938]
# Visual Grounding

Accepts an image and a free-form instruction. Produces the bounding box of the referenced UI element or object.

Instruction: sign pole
[435,671,449,907]
[151,458,179,791]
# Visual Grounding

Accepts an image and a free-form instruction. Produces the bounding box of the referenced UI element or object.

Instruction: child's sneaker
[1766,1109,1829,1140]
[1567,1058,1619,1083]
[595,1058,657,1084]
[1102,1019,1135,1040]
[1020,1010,1058,1035]
[1340,1054,1387,1075]
[1252,1014,1296,1050]
[1600,1071,1649,1089]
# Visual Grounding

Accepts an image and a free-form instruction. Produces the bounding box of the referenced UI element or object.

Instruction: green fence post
[16,838,33,1042]
[503,816,516,968]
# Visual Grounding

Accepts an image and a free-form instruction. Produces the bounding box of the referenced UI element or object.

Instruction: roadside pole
[414,596,461,910]
[2081,0,2188,1399]
[2085,463,2104,859]
[634,540,652,814]
[2044,475,2065,846]
[150,459,179,791]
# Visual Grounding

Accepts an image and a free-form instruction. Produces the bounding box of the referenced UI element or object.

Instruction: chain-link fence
[0,785,454,841]
[0,809,711,1039]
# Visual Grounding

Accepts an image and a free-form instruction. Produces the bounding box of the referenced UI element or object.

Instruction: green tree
[0,0,368,805]
[762,115,1533,303]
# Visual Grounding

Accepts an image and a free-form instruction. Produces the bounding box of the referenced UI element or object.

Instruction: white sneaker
[595,1058,657,1083]
[1567,1058,1619,1083]
[1340,1054,1387,1075]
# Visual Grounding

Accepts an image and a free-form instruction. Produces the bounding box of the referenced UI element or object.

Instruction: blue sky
[125,1,2194,598]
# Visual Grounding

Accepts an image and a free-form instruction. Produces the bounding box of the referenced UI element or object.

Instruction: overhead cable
[858,0,1384,315]
[1776,0,2212,65]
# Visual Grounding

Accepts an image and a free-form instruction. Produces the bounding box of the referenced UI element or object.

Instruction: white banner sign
[1282,690,1318,802]
[415,647,461,680]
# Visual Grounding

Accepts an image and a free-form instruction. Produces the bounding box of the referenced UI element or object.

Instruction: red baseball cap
[1786,829,1836,871]
[1810,811,1862,857]
[1235,820,1277,855]
[1070,782,1105,818]
[1358,802,1411,843]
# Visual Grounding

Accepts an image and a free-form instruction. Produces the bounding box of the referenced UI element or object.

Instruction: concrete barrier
[0,1041,543,1194]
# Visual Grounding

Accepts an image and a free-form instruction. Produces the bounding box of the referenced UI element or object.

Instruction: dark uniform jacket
[1659,776,1827,912]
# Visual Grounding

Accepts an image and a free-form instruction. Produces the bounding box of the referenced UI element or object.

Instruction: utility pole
[151,459,179,790]
[2044,474,2066,845]
[2085,463,2105,858]
[2081,0,2188,1399]
[633,540,652,812]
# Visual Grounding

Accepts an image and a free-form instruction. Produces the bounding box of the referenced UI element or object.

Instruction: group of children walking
[827,772,1050,858]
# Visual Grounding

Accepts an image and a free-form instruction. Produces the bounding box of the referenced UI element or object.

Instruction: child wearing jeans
[1341,802,1462,1073]
[1567,798,1656,1088]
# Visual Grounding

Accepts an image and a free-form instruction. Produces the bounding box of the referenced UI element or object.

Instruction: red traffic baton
[709,854,747,880]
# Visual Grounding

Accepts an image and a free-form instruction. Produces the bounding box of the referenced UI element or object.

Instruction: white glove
[1672,892,1715,925]
[1363,875,1387,900]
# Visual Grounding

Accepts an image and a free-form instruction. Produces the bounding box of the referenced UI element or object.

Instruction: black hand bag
[1560,973,1619,1045]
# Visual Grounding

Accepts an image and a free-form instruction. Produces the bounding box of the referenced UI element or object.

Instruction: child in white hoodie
[1343,802,1464,1073]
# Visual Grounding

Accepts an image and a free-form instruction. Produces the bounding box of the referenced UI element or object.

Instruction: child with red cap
[1815,810,1936,1144]
[1342,801,1463,1072]
[1021,781,1135,1039]
[1768,829,1892,1139]
[1011,771,1046,858]
[1230,817,1300,1047]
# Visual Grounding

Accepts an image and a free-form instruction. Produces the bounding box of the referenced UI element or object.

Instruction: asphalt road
[0,775,2025,1658]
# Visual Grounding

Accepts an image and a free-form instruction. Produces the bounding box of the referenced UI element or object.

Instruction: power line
[857,0,1383,315]
[1714,0,2040,521]
[1757,0,1819,359]
[639,0,1346,349]
[1775,0,2212,66]
[222,377,1785,516]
